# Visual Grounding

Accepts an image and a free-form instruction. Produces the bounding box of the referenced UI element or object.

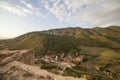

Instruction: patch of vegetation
[100,50,120,64]
[41,63,57,69]
[63,68,81,78]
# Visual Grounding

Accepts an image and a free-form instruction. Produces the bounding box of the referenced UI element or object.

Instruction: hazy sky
[0,0,120,38]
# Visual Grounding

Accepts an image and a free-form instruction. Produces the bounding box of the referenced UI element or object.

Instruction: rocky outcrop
[0,50,34,65]
[0,50,85,80]
[13,50,34,65]
[0,61,84,80]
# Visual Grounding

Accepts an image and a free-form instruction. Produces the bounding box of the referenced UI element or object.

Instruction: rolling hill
[0,26,120,80]
[0,26,120,56]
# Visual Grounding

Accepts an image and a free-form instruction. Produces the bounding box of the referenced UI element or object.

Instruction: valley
[0,26,120,80]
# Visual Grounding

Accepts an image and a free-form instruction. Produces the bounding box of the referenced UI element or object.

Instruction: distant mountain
[0,26,120,56]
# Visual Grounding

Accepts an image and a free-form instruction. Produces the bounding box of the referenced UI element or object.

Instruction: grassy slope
[0,26,120,55]
[0,26,120,80]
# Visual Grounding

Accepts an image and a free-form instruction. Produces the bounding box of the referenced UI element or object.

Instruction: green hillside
[0,26,120,80]
[0,26,120,56]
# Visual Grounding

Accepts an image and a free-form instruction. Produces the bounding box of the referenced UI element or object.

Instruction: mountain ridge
[0,26,120,56]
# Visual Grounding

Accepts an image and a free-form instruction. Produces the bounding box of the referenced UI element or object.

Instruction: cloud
[19,0,43,16]
[65,0,83,10]
[20,0,34,10]
[0,0,41,16]
[43,0,67,21]
[62,0,120,27]
[78,0,120,27]
[0,0,120,27]
[0,1,28,16]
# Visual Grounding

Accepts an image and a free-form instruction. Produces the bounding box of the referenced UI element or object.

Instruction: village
[38,53,84,74]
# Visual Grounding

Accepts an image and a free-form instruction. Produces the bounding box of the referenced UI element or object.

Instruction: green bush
[63,68,81,77]
[41,63,57,69]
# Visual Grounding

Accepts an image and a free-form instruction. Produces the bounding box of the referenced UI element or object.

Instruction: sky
[0,0,120,38]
